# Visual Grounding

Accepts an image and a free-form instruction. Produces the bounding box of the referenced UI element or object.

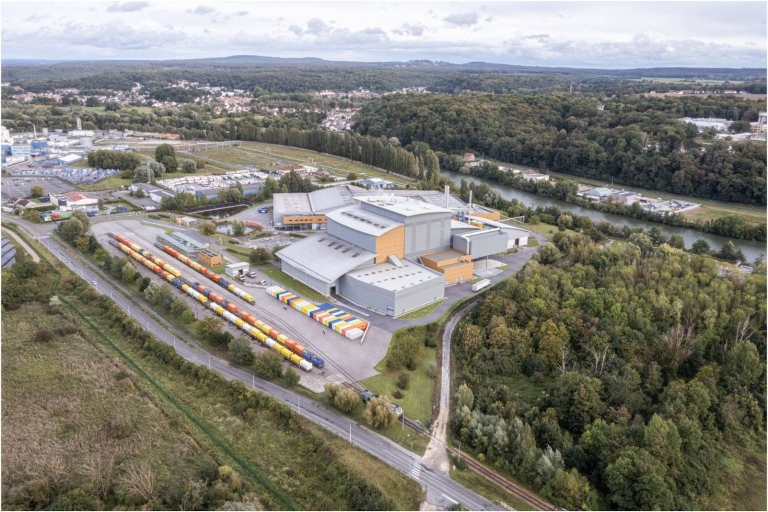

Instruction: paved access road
[8,217,499,511]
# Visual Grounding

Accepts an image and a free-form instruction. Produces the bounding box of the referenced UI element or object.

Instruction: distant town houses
[321,108,360,132]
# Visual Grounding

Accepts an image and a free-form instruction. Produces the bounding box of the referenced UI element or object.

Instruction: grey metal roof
[276,234,375,284]
[421,249,467,264]
[326,205,400,237]
[473,218,532,239]
[308,186,356,213]
[358,196,452,217]
[168,232,207,250]
[158,233,197,253]
[273,192,312,216]
[346,261,442,292]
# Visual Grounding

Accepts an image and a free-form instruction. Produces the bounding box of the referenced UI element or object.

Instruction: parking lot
[242,234,297,251]
[9,167,121,185]
[1,176,74,200]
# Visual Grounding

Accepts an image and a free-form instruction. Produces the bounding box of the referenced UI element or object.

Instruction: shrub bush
[396,372,410,390]
[34,330,53,343]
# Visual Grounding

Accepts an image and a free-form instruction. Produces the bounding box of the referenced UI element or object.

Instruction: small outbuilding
[225,261,250,277]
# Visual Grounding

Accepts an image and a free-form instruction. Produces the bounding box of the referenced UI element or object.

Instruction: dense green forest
[3,58,764,95]
[356,94,767,204]
[0,102,322,138]
[451,235,766,510]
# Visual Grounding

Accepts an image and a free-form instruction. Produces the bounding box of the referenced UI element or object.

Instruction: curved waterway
[444,171,767,262]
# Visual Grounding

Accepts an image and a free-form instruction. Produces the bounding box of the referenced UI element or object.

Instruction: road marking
[411,460,422,480]
[441,493,458,505]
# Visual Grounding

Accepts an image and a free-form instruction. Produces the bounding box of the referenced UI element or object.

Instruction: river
[443,171,767,263]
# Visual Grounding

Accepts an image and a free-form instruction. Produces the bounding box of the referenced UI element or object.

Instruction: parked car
[259,279,266,286]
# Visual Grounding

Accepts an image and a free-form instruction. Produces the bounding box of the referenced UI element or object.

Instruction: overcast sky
[2,1,766,68]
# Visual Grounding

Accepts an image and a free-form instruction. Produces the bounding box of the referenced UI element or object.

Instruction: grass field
[397,299,446,320]
[82,139,415,191]
[313,389,431,456]
[726,442,767,510]
[524,222,577,241]
[361,325,438,425]
[362,347,437,425]
[240,141,412,183]
[1,303,231,510]
[81,105,155,114]
[450,463,534,511]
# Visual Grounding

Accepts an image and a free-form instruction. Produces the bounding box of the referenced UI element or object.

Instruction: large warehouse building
[276,193,524,316]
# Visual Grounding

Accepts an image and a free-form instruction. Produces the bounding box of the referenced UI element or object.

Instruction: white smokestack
[468,190,472,225]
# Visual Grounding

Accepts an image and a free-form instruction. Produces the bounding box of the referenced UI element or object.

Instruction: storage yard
[91,218,391,391]
[8,166,121,184]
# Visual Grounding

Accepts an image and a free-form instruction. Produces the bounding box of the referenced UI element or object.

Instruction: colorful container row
[265,286,368,340]
[159,244,255,304]
[193,282,324,368]
[206,300,313,372]
[115,242,208,306]
[112,241,311,372]
[112,234,182,277]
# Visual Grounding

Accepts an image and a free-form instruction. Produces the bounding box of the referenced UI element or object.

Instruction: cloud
[391,24,424,37]
[106,1,149,12]
[289,24,304,36]
[233,10,248,16]
[503,33,766,68]
[7,20,186,51]
[306,18,328,36]
[187,5,216,15]
[24,15,50,22]
[444,12,478,26]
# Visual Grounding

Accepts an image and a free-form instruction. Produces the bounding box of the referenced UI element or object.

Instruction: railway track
[402,418,558,511]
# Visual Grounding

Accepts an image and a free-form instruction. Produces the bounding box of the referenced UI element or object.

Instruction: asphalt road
[10,217,499,511]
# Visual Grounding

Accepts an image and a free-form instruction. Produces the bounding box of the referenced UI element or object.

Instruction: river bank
[443,170,767,262]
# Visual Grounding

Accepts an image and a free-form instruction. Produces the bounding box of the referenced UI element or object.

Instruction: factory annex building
[276,192,528,316]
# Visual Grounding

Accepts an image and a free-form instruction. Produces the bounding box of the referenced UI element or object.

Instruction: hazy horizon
[2,1,766,69]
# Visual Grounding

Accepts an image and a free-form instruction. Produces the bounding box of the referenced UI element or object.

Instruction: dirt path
[1,226,40,262]
[422,300,478,475]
